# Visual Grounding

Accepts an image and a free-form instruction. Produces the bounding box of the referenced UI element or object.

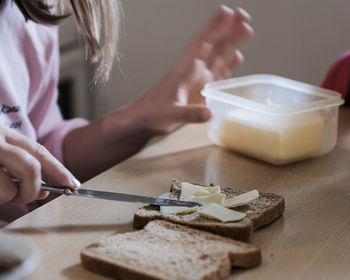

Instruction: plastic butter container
[201,74,344,165]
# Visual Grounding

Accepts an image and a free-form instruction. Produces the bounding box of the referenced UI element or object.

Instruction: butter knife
[12,179,201,207]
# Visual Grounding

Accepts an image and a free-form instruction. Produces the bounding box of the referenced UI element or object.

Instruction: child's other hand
[134,6,253,134]
[64,6,253,179]
[0,125,80,204]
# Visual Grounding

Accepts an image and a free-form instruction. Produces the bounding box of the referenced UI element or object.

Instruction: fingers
[0,169,18,204]
[197,6,253,49]
[211,50,244,80]
[171,104,212,124]
[196,5,235,44]
[189,59,214,87]
[229,19,254,46]
[197,42,213,62]
[172,6,253,88]
[0,143,42,203]
[180,6,230,62]
[180,6,252,70]
[0,126,80,204]
[226,49,244,70]
[189,6,253,79]
[234,7,251,22]
[211,57,228,80]
[197,43,244,81]
[5,130,80,188]
[181,6,234,65]
[204,16,252,68]
[37,190,49,200]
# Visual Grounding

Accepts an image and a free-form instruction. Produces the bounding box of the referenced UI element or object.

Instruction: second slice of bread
[81,220,261,280]
[133,180,285,241]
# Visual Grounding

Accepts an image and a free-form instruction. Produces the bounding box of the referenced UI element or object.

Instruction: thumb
[171,105,212,124]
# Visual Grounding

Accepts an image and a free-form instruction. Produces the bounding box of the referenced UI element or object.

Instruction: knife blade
[41,184,201,207]
[11,179,200,207]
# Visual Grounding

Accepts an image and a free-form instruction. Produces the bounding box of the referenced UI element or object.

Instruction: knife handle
[12,178,75,196]
[40,184,75,195]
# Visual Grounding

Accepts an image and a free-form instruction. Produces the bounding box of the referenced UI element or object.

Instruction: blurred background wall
[59,0,350,120]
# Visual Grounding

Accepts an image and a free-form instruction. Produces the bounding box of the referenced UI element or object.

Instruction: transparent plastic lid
[202,74,344,115]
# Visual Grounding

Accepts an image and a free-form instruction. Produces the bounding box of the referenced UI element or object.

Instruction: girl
[0,0,253,224]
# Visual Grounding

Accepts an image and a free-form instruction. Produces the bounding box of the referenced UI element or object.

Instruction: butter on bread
[81,220,261,280]
[133,179,284,241]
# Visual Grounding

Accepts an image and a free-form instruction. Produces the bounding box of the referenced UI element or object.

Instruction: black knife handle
[40,185,74,195]
[12,178,75,196]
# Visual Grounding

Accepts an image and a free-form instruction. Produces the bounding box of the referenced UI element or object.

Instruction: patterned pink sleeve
[28,26,88,163]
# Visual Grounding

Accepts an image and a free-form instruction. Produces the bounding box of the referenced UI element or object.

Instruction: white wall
[92,0,350,118]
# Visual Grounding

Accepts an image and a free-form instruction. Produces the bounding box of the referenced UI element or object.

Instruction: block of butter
[219,109,324,164]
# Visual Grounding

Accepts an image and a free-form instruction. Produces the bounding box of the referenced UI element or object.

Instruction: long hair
[0,0,122,83]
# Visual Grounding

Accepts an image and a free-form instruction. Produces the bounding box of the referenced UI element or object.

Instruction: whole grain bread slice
[81,220,261,280]
[133,180,284,241]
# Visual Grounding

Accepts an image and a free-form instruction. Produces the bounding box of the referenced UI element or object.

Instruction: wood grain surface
[3,108,350,280]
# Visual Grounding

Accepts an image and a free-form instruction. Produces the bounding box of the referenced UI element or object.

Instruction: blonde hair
[65,1,122,83]
[4,0,122,83]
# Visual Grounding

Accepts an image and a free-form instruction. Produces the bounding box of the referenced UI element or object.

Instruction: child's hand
[63,7,253,180]
[134,6,253,134]
[0,125,80,204]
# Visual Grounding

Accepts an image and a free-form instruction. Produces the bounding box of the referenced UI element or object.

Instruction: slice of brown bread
[81,220,261,280]
[133,180,285,241]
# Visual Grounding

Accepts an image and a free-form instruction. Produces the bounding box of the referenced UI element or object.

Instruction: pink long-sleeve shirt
[0,1,88,224]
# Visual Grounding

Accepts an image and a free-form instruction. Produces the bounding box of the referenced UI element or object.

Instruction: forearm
[63,104,154,182]
[63,6,252,182]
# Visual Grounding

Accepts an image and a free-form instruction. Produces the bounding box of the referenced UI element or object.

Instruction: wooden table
[3,108,350,280]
